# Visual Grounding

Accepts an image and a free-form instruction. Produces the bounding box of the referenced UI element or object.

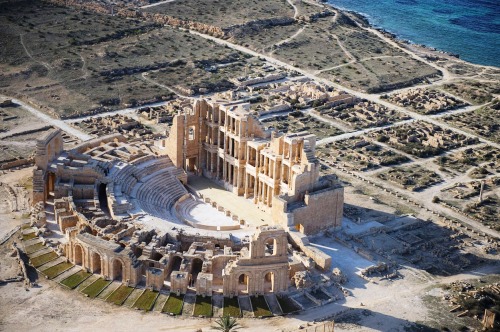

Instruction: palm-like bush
[212,316,241,332]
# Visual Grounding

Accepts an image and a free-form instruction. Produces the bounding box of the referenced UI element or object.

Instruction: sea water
[327,0,500,67]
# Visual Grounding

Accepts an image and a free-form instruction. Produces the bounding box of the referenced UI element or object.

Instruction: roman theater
[30,98,344,301]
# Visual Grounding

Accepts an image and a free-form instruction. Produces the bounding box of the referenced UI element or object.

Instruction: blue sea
[327,0,500,67]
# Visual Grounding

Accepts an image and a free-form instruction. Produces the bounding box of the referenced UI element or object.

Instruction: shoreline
[322,0,500,70]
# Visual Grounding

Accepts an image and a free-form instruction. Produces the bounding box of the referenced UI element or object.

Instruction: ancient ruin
[29,97,344,299]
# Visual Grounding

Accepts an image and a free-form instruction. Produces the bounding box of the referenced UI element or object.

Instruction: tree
[211,316,241,332]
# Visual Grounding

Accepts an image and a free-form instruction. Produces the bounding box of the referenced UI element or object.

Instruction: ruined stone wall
[33,129,64,204]
[44,0,225,38]
[72,133,126,154]
[66,229,141,286]
[222,227,290,296]
[165,115,185,169]
[292,186,344,234]
[288,230,332,270]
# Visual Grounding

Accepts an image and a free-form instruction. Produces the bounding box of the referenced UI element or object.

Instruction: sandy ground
[1,237,497,332]
[1,169,498,332]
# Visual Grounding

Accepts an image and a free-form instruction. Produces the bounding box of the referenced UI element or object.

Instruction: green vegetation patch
[22,232,37,241]
[193,296,212,317]
[30,251,58,267]
[133,289,159,311]
[25,242,46,254]
[60,270,92,289]
[223,297,241,317]
[41,262,74,279]
[81,278,111,298]
[250,296,272,317]
[162,294,184,315]
[106,285,135,305]
[277,296,301,314]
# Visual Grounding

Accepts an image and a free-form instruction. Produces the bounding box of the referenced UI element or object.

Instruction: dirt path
[140,0,179,9]
[140,72,195,99]
[302,108,355,132]
[317,119,414,145]
[286,0,299,19]
[270,26,307,54]
[323,160,500,238]
[0,95,92,141]
[79,53,89,79]
[19,34,52,71]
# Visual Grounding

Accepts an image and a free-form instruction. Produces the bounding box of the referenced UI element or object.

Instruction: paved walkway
[187,175,273,228]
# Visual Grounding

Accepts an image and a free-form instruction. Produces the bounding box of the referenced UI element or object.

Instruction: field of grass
[133,289,159,311]
[277,296,301,314]
[142,0,294,28]
[81,278,111,298]
[60,270,92,289]
[25,242,46,254]
[22,232,37,241]
[193,296,212,317]
[223,297,241,317]
[106,285,135,305]
[30,251,58,267]
[162,294,184,315]
[41,262,74,279]
[250,296,272,317]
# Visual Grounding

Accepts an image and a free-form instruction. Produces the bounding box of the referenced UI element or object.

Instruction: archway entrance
[264,272,275,292]
[45,172,56,200]
[98,183,110,216]
[91,252,102,274]
[185,157,197,173]
[190,258,203,286]
[112,259,123,281]
[265,238,277,256]
[74,245,83,266]
[238,273,249,294]
[167,256,183,281]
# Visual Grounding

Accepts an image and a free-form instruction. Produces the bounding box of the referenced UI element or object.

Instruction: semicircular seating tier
[108,156,189,220]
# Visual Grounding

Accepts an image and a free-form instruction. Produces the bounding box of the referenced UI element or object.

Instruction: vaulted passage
[98,183,110,216]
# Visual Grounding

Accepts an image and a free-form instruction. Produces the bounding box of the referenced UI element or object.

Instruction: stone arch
[46,172,56,196]
[264,237,278,256]
[91,251,102,274]
[190,258,203,286]
[237,272,250,294]
[74,244,84,266]
[112,258,124,281]
[167,255,183,281]
[263,271,275,293]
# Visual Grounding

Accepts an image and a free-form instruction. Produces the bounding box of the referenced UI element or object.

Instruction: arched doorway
[238,273,249,294]
[91,252,102,274]
[190,258,203,286]
[112,259,123,281]
[46,173,56,198]
[167,256,183,281]
[264,272,274,292]
[265,238,277,256]
[74,245,83,266]
[98,183,110,216]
